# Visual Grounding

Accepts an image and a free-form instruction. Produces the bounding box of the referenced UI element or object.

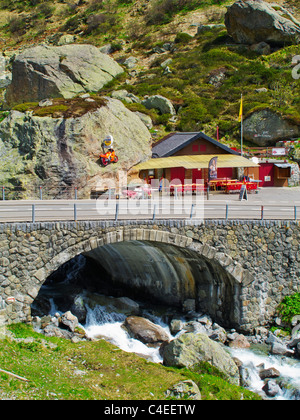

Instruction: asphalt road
[0,187,299,223]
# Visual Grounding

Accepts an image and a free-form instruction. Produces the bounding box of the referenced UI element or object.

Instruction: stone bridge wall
[0,219,299,332]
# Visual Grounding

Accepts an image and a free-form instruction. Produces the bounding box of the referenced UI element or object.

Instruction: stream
[67,293,300,400]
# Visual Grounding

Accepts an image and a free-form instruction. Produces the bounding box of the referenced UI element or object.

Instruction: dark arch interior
[31,240,242,328]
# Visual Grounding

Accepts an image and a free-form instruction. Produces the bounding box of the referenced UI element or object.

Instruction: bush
[8,16,27,34]
[84,13,118,35]
[277,292,300,324]
[174,32,193,44]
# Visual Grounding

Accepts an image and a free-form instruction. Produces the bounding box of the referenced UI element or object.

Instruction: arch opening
[31,240,242,329]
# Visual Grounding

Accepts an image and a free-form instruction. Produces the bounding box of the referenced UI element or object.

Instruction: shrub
[174,32,193,44]
[8,16,27,34]
[84,13,118,35]
[145,0,208,25]
[277,292,300,324]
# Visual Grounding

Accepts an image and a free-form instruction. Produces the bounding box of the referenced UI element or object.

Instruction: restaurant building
[134,132,258,190]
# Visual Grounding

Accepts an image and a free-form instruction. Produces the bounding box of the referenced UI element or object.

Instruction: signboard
[272,148,286,156]
[239,184,248,201]
[208,156,218,180]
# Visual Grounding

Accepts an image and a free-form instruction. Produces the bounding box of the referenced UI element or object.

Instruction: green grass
[0,323,260,400]
[12,96,108,119]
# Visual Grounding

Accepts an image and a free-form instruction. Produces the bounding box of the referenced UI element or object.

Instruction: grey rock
[124,316,170,345]
[259,367,280,380]
[165,380,201,400]
[59,311,78,332]
[225,0,300,46]
[243,109,300,145]
[262,379,281,397]
[250,41,271,55]
[6,44,124,105]
[142,95,176,115]
[163,332,240,385]
[270,341,294,357]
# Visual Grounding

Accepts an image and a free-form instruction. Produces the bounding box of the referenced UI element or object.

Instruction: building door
[170,167,185,185]
[259,163,274,187]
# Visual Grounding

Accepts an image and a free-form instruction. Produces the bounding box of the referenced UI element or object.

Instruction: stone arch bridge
[0,219,299,333]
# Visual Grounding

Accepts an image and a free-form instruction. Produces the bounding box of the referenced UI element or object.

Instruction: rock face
[225,0,300,46]
[163,332,240,385]
[0,97,152,197]
[6,44,124,105]
[243,109,300,146]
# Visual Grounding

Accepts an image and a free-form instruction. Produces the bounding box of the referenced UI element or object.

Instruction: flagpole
[240,94,243,156]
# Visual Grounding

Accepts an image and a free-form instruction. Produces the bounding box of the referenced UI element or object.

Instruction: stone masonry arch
[28,228,255,330]
[32,228,254,289]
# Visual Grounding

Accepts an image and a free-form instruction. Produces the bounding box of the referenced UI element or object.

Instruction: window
[200,145,206,152]
[192,145,199,152]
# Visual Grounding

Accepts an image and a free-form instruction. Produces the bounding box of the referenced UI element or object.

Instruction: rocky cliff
[0,97,152,198]
[0,43,152,197]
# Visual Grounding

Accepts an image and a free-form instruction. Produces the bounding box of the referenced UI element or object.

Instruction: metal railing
[0,185,80,201]
[0,200,298,223]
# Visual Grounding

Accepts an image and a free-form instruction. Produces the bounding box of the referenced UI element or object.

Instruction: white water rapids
[230,347,300,400]
[83,303,172,364]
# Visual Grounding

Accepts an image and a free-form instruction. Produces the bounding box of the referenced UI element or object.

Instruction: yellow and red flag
[238,95,243,122]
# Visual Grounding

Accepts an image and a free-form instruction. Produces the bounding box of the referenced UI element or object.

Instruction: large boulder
[123,316,170,345]
[5,44,124,106]
[225,0,300,46]
[142,95,176,115]
[163,332,240,385]
[243,109,300,146]
[0,97,152,197]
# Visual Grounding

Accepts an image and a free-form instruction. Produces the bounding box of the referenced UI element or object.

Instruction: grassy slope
[0,0,299,146]
[0,323,260,400]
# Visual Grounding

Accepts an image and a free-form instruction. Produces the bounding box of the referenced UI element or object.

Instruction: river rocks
[259,367,280,380]
[163,332,240,385]
[5,44,124,105]
[225,0,300,46]
[262,379,281,397]
[59,310,78,332]
[33,311,87,342]
[228,333,251,349]
[270,340,294,357]
[243,109,300,146]
[123,316,170,345]
[0,97,152,197]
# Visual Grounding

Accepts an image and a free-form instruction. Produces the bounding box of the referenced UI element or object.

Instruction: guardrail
[0,200,298,223]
